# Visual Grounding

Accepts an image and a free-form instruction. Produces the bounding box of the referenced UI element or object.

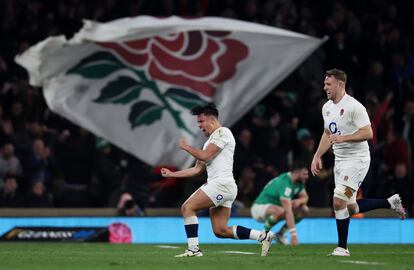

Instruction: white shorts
[334,159,370,199]
[200,180,237,208]
[250,203,273,222]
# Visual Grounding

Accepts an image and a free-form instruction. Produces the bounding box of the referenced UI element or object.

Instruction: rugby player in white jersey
[161,103,274,257]
[311,69,406,257]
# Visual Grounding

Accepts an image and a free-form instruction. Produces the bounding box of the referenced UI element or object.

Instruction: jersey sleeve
[279,186,293,200]
[209,128,230,149]
[297,183,305,194]
[352,103,371,128]
[321,102,329,129]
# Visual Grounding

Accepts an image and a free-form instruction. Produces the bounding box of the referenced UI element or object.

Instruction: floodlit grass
[0,243,413,270]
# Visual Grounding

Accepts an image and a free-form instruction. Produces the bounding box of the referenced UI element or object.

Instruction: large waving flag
[16,16,324,168]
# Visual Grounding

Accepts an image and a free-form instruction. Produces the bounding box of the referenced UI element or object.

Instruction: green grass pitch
[1,243,413,270]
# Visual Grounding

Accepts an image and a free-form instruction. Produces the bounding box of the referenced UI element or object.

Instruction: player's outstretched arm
[161,160,205,178]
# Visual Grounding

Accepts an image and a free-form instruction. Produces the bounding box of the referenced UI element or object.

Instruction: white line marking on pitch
[339,260,386,266]
[222,251,256,255]
[156,245,180,249]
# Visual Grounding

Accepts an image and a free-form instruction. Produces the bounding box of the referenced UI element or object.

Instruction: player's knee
[347,203,357,215]
[272,208,285,219]
[332,199,344,210]
[298,205,309,217]
[180,204,187,214]
[213,227,228,238]
[334,207,349,219]
[333,185,354,209]
[180,203,193,216]
[214,232,226,238]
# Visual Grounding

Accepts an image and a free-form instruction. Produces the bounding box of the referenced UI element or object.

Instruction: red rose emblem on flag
[98,31,249,96]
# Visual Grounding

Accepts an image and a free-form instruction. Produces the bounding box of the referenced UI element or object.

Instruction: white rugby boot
[387,194,406,219]
[175,247,203,257]
[259,230,275,256]
[328,247,350,256]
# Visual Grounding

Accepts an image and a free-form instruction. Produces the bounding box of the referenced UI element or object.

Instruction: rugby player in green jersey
[251,162,309,246]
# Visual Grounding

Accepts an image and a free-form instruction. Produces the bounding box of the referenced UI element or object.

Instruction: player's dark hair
[291,160,308,172]
[191,103,219,118]
[325,68,347,83]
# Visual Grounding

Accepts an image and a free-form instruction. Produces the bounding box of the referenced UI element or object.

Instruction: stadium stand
[0,0,413,217]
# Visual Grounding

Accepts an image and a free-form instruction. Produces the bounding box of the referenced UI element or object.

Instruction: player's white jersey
[322,94,371,160]
[202,127,235,183]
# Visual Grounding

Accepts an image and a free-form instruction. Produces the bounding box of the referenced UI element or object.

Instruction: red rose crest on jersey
[340,109,344,116]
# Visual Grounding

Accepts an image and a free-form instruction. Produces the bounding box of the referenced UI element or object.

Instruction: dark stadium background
[0,0,413,218]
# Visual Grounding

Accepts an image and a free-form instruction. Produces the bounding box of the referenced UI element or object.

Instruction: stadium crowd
[0,0,413,216]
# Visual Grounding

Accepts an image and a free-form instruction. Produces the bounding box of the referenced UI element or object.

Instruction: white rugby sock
[184,216,199,249]
[249,229,262,240]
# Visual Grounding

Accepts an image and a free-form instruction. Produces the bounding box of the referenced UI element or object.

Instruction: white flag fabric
[16,16,324,169]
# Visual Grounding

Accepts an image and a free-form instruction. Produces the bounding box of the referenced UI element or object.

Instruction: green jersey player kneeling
[251,161,309,246]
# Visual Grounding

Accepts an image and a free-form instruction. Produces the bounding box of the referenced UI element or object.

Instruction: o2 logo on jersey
[329,122,341,135]
[216,194,223,201]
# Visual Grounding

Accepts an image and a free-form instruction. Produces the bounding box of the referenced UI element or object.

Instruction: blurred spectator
[25,180,53,207]
[236,166,256,207]
[92,138,126,205]
[119,197,145,217]
[263,111,289,171]
[399,99,414,159]
[262,130,288,172]
[24,138,56,189]
[9,100,27,133]
[382,124,410,174]
[121,199,143,216]
[234,127,260,176]
[380,162,413,212]
[0,54,8,89]
[26,120,58,146]
[363,61,388,100]
[249,104,273,158]
[0,141,22,187]
[365,92,393,147]
[54,127,96,207]
[108,158,151,211]
[294,128,329,207]
[294,128,315,165]
[0,173,24,207]
[149,165,183,207]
